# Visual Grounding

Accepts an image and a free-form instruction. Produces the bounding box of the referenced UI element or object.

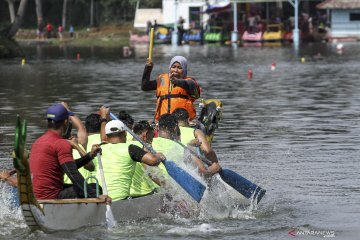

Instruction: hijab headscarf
[169,56,188,77]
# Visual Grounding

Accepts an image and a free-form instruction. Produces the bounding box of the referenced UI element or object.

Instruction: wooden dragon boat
[13,115,163,232]
[12,99,265,231]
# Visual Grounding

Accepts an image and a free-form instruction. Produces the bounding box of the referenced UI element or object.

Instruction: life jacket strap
[158,94,190,100]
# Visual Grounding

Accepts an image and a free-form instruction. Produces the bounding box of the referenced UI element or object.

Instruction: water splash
[0,182,26,236]
[165,223,221,236]
[143,148,262,221]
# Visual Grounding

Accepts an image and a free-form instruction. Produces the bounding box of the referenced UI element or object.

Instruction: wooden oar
[96,152,117,228]
[109,112,206,202]
[175,140,266,204]
[148,27,154,60]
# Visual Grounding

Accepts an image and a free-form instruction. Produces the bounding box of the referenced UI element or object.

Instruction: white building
[162,0,230,29]
[134,0,230,29]
[317,0,360,40]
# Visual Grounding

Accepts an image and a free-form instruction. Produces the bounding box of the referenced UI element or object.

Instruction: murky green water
[1,42,360,239]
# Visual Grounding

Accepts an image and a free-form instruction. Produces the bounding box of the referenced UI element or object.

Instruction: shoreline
[16,25,133,47]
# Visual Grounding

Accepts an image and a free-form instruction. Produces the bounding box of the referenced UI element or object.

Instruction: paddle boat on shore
[242,31,263,43]
[204,26,229,44]
[129,30,149,43]
[129,25,172,44]
[182,28,203,44]
[263,24,285,42]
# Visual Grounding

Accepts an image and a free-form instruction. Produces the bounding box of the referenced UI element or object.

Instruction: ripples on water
[1,42,360,239]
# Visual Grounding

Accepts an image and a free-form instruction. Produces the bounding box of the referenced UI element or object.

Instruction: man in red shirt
[29,103,109,201]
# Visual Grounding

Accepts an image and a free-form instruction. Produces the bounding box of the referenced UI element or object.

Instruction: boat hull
[31,194,163,231]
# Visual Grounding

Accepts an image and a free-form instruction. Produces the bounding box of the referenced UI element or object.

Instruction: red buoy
[271,62,276,71]
[248,68,253,80]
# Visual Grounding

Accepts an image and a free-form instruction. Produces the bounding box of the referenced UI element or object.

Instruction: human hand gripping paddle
[175,140,266,204]
[97,152,117,228]
[109,112,206,202]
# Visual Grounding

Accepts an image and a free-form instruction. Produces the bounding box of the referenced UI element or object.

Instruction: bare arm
[99,106,110,142]
[195,129,218,163]
[69,115,87,148]
[61,102,88,147]
[190,155,221,177]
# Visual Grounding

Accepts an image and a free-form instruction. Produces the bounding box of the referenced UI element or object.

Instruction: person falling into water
[141,56,200,121]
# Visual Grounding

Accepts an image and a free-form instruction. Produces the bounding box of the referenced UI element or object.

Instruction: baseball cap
[46,103,74,122]
[105,120,125,134]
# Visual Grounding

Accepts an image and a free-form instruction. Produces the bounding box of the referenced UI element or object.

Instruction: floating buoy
[336,43,344,51]
[270,62,276,71]
[247,68,253,80]
[76,53,80,60]
[300,57,306,63]
[21,58,26,66]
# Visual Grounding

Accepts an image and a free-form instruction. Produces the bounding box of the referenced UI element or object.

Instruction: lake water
[1,42,360,239]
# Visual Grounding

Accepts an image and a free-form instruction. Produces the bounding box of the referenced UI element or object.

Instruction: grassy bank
[15,24,133,47]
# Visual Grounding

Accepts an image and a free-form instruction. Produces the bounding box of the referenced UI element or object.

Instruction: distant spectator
[58,25,63,40]
[247,13,256,32]
[46,23,53,38]
[146,20,152,35]
[69,25,75,38]
[177,16,185,45]
[36,17,44,40]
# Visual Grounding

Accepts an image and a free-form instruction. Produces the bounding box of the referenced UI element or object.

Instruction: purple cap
[46,104,74,122]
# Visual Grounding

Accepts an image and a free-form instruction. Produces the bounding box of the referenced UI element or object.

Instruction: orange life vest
[155,73,198,120]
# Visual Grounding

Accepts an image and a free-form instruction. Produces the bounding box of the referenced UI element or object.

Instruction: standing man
[29,103,109,201]
[177,16,185,45]
[58,25,63,40]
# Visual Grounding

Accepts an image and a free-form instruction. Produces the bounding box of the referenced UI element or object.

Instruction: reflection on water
[1,42,360,239]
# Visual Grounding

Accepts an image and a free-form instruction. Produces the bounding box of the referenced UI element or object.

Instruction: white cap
[105,120,125,134]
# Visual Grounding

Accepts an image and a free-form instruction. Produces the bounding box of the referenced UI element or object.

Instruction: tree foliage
[0,0,163,29]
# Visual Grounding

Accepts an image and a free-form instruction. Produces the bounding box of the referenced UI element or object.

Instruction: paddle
[109,112,206,202]
[175,140,266,204]
[148,27,154,59]
[96,152,117,229]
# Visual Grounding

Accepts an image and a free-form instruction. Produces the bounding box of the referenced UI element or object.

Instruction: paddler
[172,108,219,164]
[129,120,160,198]
[63,111,96,185]
[152,114,221,177]
[29,103,110,202]
[141,56,200,121]
[98,106,165,201]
